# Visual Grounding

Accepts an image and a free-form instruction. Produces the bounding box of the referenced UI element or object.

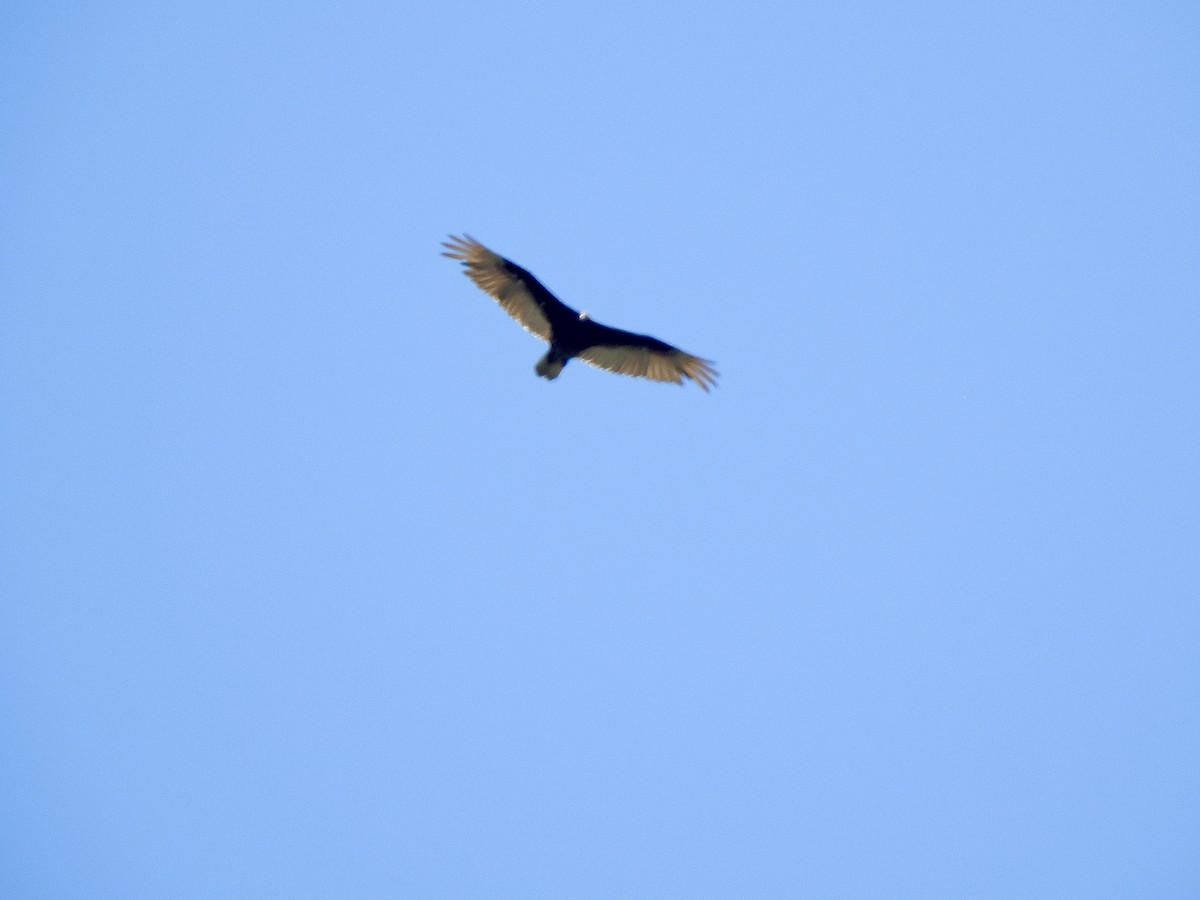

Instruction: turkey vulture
[442,235,717,391]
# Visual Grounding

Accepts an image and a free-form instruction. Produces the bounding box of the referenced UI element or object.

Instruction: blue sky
[2,2,1198,896]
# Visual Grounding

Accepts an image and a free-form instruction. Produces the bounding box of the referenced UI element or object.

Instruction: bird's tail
[535,351,565,381]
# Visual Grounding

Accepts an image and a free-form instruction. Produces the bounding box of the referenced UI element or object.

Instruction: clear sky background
[2,2,1198,897]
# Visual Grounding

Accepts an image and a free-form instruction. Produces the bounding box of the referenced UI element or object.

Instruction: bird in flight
[442,235,718,391]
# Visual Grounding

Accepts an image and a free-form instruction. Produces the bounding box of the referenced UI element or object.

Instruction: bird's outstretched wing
[441,235,555,342]
[576,323,719,392]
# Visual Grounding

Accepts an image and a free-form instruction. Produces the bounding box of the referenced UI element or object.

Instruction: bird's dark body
[503,258,673,368]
